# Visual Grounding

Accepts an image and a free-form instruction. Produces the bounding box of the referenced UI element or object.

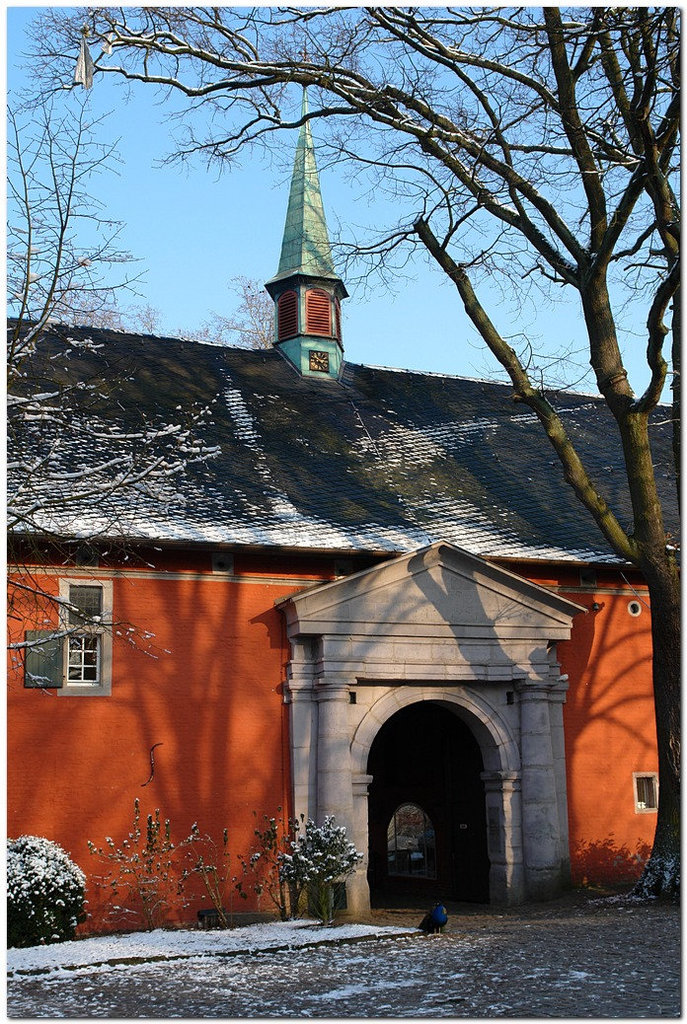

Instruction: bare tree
[178,276,274,348]
[131,302,164,336]
[7,98,138,347]
[7,94,217,667]
[64,300,164,335]
[208,275,273,349]
[25,7,680,896]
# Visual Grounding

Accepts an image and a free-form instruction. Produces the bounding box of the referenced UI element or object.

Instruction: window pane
[68,585,102,625]
[68,635,100,683]
[636,775,657,810]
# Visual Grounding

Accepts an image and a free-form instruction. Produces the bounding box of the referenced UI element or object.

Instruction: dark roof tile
[9,324,678,564]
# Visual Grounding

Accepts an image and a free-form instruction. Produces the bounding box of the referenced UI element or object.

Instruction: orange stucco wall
[8,550,658,931]
[558,585,657,884]
[508,562,657,885]
[7,549,337,931]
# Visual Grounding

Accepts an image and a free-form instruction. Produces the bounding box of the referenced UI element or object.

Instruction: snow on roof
[8,324,678,565]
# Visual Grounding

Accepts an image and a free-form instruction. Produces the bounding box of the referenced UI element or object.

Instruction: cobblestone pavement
[7,891,680,1018]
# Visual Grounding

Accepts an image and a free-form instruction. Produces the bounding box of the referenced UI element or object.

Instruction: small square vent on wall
[72,543,99,567]
[211,552,234,574]
[579,567,597,588]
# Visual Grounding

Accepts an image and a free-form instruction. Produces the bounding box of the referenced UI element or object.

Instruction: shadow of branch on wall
[571,834,652,886]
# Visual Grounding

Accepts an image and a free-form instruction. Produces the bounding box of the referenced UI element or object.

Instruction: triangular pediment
[279,541,584,641]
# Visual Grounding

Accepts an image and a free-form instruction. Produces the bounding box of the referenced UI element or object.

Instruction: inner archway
[367,701,490,904]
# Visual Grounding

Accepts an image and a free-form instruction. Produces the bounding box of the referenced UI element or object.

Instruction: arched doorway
[367,702,490,903]
[280,542,581,911]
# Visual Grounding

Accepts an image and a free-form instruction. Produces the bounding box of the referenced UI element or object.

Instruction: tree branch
[414,215,637,563]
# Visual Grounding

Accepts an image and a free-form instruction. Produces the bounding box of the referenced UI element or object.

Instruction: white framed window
[24,579,113,696]
[68,632,101,684]
[61,580,112,695]
[633,772,658,813]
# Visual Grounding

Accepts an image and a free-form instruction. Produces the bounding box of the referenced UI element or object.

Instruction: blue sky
[6,6,661,397]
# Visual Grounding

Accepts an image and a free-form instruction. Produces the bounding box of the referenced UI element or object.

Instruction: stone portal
[277,541,583,914]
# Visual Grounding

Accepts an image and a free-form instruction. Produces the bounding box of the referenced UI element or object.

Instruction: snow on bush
[87,800,185,931]
[7,835,86,947]
[278,817,362,924]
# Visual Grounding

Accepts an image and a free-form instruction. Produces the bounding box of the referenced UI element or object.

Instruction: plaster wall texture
[7,544,658,932]
[8,567,297,929]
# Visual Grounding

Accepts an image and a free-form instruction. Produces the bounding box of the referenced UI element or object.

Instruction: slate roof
[9,324,679,565]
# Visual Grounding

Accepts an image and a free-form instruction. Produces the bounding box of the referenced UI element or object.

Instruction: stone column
[516,680,566,898]
[481,770,524,905]
[548,676,571,883]
[314,672,359,916]
[346,772,374,916]
[284,639,317,823]
[315,674,355,827]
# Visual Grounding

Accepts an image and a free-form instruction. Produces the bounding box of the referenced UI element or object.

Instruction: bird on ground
[418,902,448,934]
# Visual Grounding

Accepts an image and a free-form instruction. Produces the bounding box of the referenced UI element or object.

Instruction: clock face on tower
[309,350,330,373]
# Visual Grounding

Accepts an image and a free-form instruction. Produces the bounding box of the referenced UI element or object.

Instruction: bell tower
[265,90,347,379]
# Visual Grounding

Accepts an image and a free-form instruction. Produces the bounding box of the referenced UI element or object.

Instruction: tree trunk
[634,555,681,899]
[671,283,681,508]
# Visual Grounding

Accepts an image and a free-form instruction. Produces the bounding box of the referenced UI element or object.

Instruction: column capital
[548,674,569,702]
[481,770,521,792]
[514,678,563,701]
[352,773,374,794]
[314,674,354,701]
[284,682,315,705]
[284,661,316,704]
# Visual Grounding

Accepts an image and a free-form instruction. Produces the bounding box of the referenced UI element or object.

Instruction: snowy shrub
[88,799,187,930]
[278,816,363,924]
[236,813,302,921]
[7,835,86,948]
[180,823,240,928]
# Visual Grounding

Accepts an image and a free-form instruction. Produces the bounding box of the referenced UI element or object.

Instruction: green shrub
[7,835,86,947]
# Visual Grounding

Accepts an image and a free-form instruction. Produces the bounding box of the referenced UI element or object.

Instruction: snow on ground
[7,919,411,978]
[7,903,680,1018]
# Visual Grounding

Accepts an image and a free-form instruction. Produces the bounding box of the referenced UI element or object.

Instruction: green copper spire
[275,90,337,280]
[265,88,347,380]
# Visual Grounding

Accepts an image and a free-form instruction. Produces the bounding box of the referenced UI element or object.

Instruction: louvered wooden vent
[278,291,298,340]
[334,297,341,341]
[305,289,331,336]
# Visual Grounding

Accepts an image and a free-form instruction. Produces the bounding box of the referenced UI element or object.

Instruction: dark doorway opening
[367,701,490,903]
